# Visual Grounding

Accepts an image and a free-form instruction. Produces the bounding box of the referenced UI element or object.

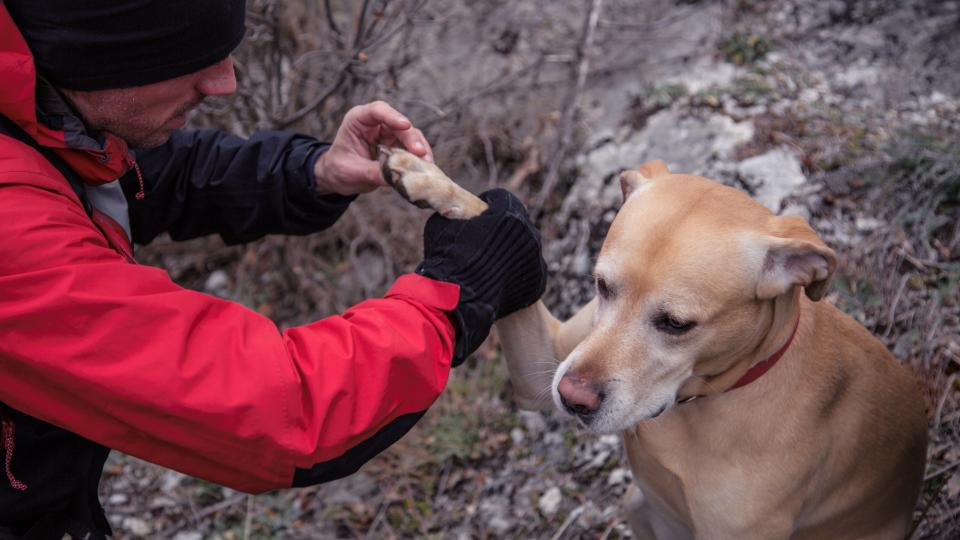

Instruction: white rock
[173,533,203,540]
[738,148,807,212]
[587,449,611,469]
[664,59,740,94]
[479,497,511,534]
[925,91,949,106]
[203,270,229,293]
[517,410,547,436]
[161,470,185,493]
[597,434,620,449]
[539,486,563,516]
[577,501,604,529]
[510,427,525,445]
[608,467,633,486]
[543,432,563,446]
[107,493,128,505]
[568,110,755,221]
[149,495,177,509]
[488,514,511,534]
[781,204,811,221]
[855,217,885,232]
[833,59,881,88]
[122,517,152,537]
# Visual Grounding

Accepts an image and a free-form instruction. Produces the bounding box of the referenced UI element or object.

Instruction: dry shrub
[822,127,960,538]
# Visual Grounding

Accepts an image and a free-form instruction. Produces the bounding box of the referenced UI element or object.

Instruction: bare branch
[323,0,343,41]
[531,0,604,218]
[277,64,352,127]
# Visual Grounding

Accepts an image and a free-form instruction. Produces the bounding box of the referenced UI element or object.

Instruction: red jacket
[0,2,457,498]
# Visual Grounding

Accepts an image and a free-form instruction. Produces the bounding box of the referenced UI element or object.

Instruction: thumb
[358,160,386,190]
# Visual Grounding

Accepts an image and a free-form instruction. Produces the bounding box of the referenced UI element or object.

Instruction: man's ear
[754,215,837,301]
[619,159,670,201]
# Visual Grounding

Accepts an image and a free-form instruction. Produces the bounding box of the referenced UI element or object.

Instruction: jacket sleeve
[0,180,457,493]
[119,129,356,246]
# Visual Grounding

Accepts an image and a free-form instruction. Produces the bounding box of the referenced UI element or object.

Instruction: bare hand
[313,101,434,195]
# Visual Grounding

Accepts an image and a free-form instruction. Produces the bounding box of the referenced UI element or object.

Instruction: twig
[159,494,247,538]
[598,517,618,540]
[531,0,604,219]
[899,249,952,271]
[242,494,254,540]
[418,56,547,130]
[358,0,394,47]
[925,460,960,482]
[549,505,585,540]
[279,66,351,127]
[365,500,389,540]
[882,273,909,340]
[931,502,960,527]
[279,0,430,127]
[479,126,498,188]
[434,458,451,504]
[323,0,344,40]
[934,374,957,428]
[360,0,430,52]
[352,0,373,50]
[506,138,541,192]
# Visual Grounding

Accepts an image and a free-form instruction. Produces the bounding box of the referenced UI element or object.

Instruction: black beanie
[6,0,246,91]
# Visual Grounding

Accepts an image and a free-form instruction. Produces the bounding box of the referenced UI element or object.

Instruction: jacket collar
[0,3,131,185]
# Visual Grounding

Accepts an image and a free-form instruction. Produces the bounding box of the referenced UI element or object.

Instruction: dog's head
[552,160,836,433]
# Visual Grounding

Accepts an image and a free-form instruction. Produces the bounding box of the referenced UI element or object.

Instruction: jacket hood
[0,3,130,184]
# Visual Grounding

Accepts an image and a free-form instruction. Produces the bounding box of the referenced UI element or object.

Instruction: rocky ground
[100,1,958,538]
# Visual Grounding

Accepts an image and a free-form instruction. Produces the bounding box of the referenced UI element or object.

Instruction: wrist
[311,149,335,195]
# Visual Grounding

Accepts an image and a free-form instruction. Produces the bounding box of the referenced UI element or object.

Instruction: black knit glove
[417,188,547,365]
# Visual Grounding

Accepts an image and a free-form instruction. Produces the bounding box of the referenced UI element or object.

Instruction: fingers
[351,100,412,131]
[348,101,434,162]
[395,127,434,163]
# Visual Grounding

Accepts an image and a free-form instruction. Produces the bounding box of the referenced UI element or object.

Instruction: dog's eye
[654,313,696,335]
[596,277,613,300]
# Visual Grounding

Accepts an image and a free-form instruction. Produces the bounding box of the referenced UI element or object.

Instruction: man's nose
[196,56,237,97]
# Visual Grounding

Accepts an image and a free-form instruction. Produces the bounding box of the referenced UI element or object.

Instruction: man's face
[61,57,237,149]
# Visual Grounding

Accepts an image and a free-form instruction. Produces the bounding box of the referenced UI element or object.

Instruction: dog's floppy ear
[619,160,670,201]
[755,216,837,301]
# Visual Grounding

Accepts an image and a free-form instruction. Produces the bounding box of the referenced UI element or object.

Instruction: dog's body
[382,150,928,539]
[616,298,926,539]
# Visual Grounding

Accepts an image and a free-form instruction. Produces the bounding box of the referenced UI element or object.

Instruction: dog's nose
[557,374,604,417]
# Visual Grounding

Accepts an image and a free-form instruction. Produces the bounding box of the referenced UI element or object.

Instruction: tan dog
[381,149,928,539]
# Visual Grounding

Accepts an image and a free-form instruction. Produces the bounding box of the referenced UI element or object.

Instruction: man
[0,1,547,539]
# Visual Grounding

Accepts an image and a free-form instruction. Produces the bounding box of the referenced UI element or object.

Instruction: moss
[721,32,773,65]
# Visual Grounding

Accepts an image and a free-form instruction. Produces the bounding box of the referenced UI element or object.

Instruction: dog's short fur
[382,150,928,539]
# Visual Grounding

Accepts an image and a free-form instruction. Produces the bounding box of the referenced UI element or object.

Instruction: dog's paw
[378,146,488,219]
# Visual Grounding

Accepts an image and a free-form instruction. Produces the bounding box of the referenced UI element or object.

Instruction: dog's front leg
[623,484,694,540]
[498,297,597,410]
[379,147,595,411]
[495,302,560,410]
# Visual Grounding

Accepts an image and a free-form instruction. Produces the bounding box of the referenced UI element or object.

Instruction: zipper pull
[2,418,28,491]
[125,155,146,200]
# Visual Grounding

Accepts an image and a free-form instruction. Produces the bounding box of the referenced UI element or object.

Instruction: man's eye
[654,313,697,335]
[596,277,613,300]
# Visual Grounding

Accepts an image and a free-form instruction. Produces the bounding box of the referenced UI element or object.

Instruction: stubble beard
[72,89,202,149]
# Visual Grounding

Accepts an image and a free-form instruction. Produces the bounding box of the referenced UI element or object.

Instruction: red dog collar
[679,314,801,403]
[728,314,800,390]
